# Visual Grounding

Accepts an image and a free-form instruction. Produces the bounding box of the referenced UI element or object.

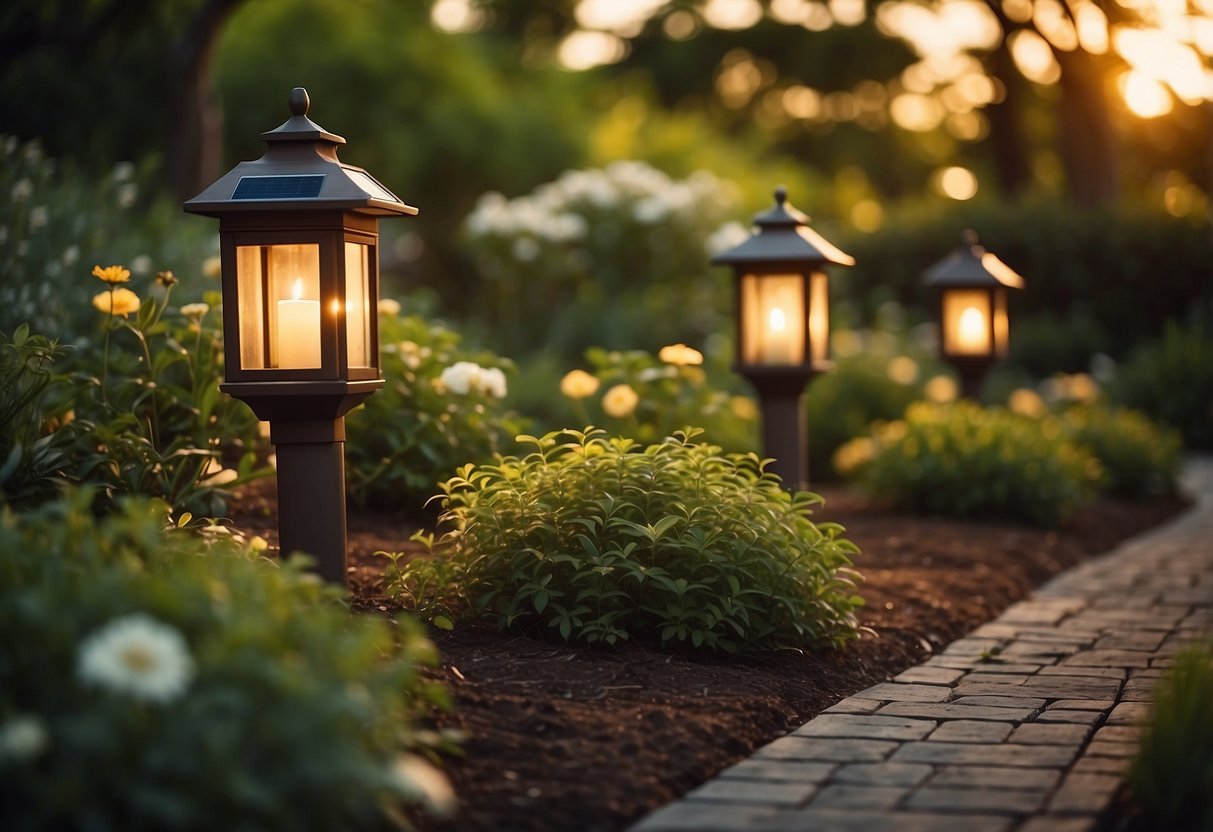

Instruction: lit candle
[277,279,321,368]
[764,306,797,364]
[956,305,987,354]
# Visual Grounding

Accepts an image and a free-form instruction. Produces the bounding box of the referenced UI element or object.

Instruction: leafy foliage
[836,401,1101,526]
[1061,405,1180,498]
[0,325,74,507]
[345,309,523,514]
[0,490,453,831]
[1110,320,1213,450]
[384,428,862,653]
[1128,643,1213,832]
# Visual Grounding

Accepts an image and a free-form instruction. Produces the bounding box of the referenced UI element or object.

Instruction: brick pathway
[632,458,1213,832]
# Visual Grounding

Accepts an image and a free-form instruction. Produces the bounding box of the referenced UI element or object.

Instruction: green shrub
[384,428,863,653]
[0,491,453,830]
[1060,405,1180,498]
[1110,320,1213,450]
[836,401,1100,526]
[0,325,75,507]
[1128,643,1213,832]
[345,307,523,514]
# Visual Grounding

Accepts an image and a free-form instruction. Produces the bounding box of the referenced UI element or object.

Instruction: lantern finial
[774,185,788,206]
[289,87,310,117]
[962,229,980,248]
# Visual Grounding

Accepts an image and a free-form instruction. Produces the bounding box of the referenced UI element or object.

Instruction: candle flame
[291,279,303,301]
[958,305,986,346]
[769,307,787,332]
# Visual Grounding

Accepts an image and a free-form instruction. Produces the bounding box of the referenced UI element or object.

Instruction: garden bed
[227,480,1185,832]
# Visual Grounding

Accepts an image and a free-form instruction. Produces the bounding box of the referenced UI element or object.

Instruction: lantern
[923,230,1024,399]
[712,186,854,488]
[184,87,417,583]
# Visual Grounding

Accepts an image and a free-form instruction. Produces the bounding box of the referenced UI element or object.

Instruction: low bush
[0,491,453,830]
[1060,405,1180,498]
[835,401,1100,526]
[383,428,862,653]
[345,307,523,514]
[1110,320,1213,450]
[1127,642,1213,831]
[0,325,74,507]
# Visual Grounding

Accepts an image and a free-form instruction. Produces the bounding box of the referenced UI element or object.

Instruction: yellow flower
[202,256,222,279]
[1063,373,1099,404]
[1008,388,1047,418]
[602,383,639,418]
[833,437,876,476]
[560,369,600,399]
[729,395,758,421]
[92,264,130,284]
[658,343,704,366]
[92,288,141,317]
[155,270,178,288]
[886,356,919,385]
[923,375,958,403]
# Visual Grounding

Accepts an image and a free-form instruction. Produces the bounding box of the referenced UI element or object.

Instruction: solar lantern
[923,230,1025,400]
[184,87,417,584]
[711,186,854,489]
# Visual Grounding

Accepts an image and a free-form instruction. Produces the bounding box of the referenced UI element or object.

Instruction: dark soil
[226,480,1187,832]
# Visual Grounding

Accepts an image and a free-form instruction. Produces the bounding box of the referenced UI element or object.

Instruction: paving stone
[1092,725,1141,743]
[1060,650,1153,669]
[1003,640,1084,657]
[1033,710,1104,726]
[998,600,1084,625]
[953,695,1048,709]
[955,678,1120,700]
[925,657,1043,674]
[632,801,781,831]
[822,697,883,714]
[927,720,1013,743]
[1083,740,1138,758]
[1008,723,1092,745]
[1094,632,1167,651]
[962,674,1031,685]
[792,714,935,742]
[686,779,817,807]
[942,638,1007,656]
[1037,666,1125,680]
[905,786,1046,814]
[809,784,906,810]
[1070,756,1128,776]
[850,683,952,703]
[1047,772,1122,815]
[831,762,933,787]
[1017,817,1096,832]
[877,702,1037,722]
[1121,678,1158,702]
[1046,699,1115,711]
[891,742,1077,768]
[894,666,965,686]
[716,759,837,783]
[759,809,1013,832]
[1107,702,1152,725]
[754,737,899,763]
[929,765,1062,790]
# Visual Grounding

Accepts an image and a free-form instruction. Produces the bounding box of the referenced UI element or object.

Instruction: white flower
[131,255,152,276]
[29,206,48,230]
[62,245,79,265]
[112,161,136,182]
[117,183,138,209]
[478,366,507,399]
[0,715,48,763]
[77,613,195,704]
[439,361,482,395]
[11,178,32,201]
[378,298,401,316]
[705,221,750,257]
[633,196,669,224]
[511,237,540,262]
[388,755,456,817]
[180,302,209,320]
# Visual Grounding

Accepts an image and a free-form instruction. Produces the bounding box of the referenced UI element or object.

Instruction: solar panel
[232,175,325,200]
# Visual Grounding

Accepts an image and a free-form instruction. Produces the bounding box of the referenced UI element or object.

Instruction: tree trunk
[985,39,1034,197]
[167,0,244,202]
[1055,49,1120,206]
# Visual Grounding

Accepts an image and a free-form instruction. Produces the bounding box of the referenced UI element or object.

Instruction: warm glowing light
[936,166,979,200]
[1121,71,1174,117]
[769,307,787,332]
[891,93,946,131]
[430,0,485,32]
[557,31,628,71]
[1009,30,1062,84]
[770,0,809,25]
[946,111,988,141]
[829,0,867,27]
[1074,2,1109,54]
[1001,0,1034,24]
[851,199,885,232]
[1033,0,1078,51]
[292,279,304,301]
[1115,28,1209,104]
[576,0,667,35]
[330,298,342,315]
[957,306,987,352]
[803,1,832,31]
[662,10,698,39]
[702,0,763,30]
[783,85,824,119]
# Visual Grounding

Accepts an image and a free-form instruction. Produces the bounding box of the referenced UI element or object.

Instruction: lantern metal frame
[923,230,1025,400]
[184,87,417,583]
[711,187,853,489]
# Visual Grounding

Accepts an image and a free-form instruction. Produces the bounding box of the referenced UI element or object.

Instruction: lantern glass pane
[993,290,1009,357]
[942,289,992,356]
[740,273,805,366]
[267,244,322,369]
[344,242,372,368]
[809,271,829,365]
[235,246,266,369]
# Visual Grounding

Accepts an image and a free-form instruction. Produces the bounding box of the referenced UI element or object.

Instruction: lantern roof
[923,230,1025,290]
[711,186,854,268]
[184,88,418,219]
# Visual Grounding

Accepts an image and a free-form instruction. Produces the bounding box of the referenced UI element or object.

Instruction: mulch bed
[226,480,1186,832]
